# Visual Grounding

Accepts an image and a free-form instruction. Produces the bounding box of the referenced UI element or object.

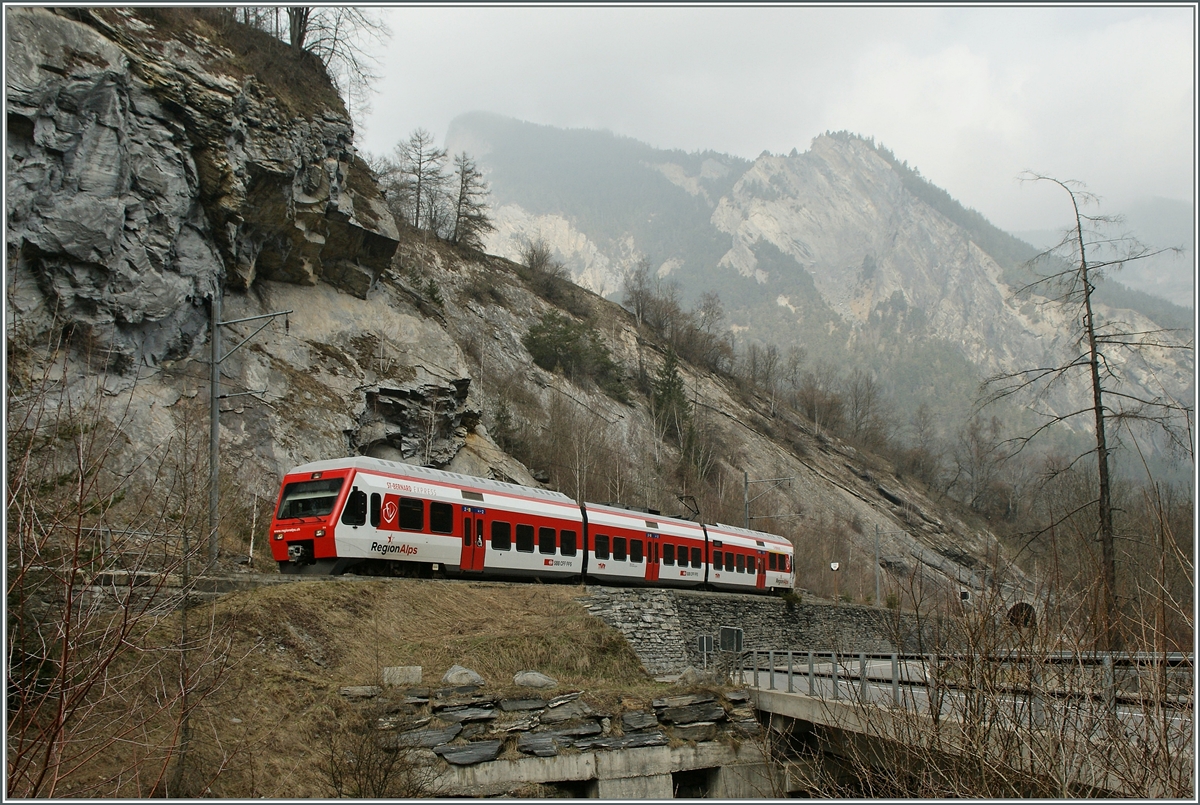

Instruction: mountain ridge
[448,112,1193,458]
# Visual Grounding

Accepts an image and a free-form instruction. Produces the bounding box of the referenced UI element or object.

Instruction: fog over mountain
[1015,196,1195,309]
[448,112,1194,459]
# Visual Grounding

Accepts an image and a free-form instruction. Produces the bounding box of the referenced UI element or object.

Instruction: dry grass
[87,578,671,797]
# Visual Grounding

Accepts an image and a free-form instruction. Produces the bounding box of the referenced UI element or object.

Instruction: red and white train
[268,456,795,595]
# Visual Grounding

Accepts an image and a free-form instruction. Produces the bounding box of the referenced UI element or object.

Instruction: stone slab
[621,711,659,731]
[652,693,714,709]
[387,723,462,749]
[548,720,603,740]
[435,740,502,765]
[547,691,583,707]
[671,721,718,742]
[436,707,497,724]
[540,699,591,724]
[433,693,497,711]
[659,702,726,725]
[517,732,562,757]
[574,731,669,752]
[382,665,422,686]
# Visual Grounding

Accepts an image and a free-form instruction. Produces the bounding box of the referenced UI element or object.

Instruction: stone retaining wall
[578,587,928,675]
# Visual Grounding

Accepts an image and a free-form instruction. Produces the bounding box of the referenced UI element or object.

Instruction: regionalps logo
[371,541,417,556]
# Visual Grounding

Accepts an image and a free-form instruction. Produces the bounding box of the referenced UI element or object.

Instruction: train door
[645,533,659,583]
[460,507,485,572]
[756,550,767,590]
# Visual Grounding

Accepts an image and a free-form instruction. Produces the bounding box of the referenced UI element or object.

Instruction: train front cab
[271,457,587,580]
[270,464,358,574]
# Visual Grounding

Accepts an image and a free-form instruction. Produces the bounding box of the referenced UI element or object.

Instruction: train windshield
[276,478,344,520]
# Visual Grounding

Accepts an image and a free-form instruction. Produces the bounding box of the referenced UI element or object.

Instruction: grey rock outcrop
[5,7,398,370]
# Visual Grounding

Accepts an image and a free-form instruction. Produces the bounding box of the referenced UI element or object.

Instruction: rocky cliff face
[5,7,485,525]
[6,7,398,369]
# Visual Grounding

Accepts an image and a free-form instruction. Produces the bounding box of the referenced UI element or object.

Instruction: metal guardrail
[739,649,1195,712]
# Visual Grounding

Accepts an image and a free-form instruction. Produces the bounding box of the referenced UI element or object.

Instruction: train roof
[706,521,793,548]
[582,501,708,536]
[287,456,576,505]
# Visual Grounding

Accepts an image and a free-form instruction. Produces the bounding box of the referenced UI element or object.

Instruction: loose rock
[441,665,484,686]
[513,670,558,689]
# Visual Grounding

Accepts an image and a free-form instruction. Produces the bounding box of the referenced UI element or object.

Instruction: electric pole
[208,285,291,567]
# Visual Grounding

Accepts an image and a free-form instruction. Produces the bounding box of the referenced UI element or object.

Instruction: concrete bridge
[740,649,1194,798]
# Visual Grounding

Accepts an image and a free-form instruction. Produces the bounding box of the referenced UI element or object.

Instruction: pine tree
[652,349,690,445]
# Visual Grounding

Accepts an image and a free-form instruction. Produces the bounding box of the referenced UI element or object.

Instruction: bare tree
[945,414,1012,516]
[283,7,390,114]
[982,174,1193,650]
[622,258,654,327]
[237,8,391,114]
[784,345,807,405]
[396,128,448,232]
[5,331,233,797]
[901,402,943,486]
[447,152,494,249]
[844,367,888,446]
[797,361,845,436]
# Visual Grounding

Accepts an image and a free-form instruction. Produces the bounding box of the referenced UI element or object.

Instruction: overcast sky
[355,4,1195,234]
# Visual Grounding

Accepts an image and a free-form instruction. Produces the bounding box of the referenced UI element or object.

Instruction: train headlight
[314,529,325,537]
[273,533,283,540]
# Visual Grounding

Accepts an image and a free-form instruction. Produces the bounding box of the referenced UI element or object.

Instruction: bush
[523,311,626,401]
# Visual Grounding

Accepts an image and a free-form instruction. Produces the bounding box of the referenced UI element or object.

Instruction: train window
[430,502,454,534]
[630,539,643,563]
[369,493,381,528]
[768,553,777,570]
[539,527,556,554]
[662,544,675,565]
[594,534,609,559]
[341,488,367,526]
[712,550,723,569]
[748,556,756,573]
[516,524,535,553]
[277,477,344,520]
[725,553,735,572]
[491,521,511,551]
[613,537,627,562]
[690,547,700,568]
[399,498,423,530]
[561,530,577,556]
[736,554,745,573]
